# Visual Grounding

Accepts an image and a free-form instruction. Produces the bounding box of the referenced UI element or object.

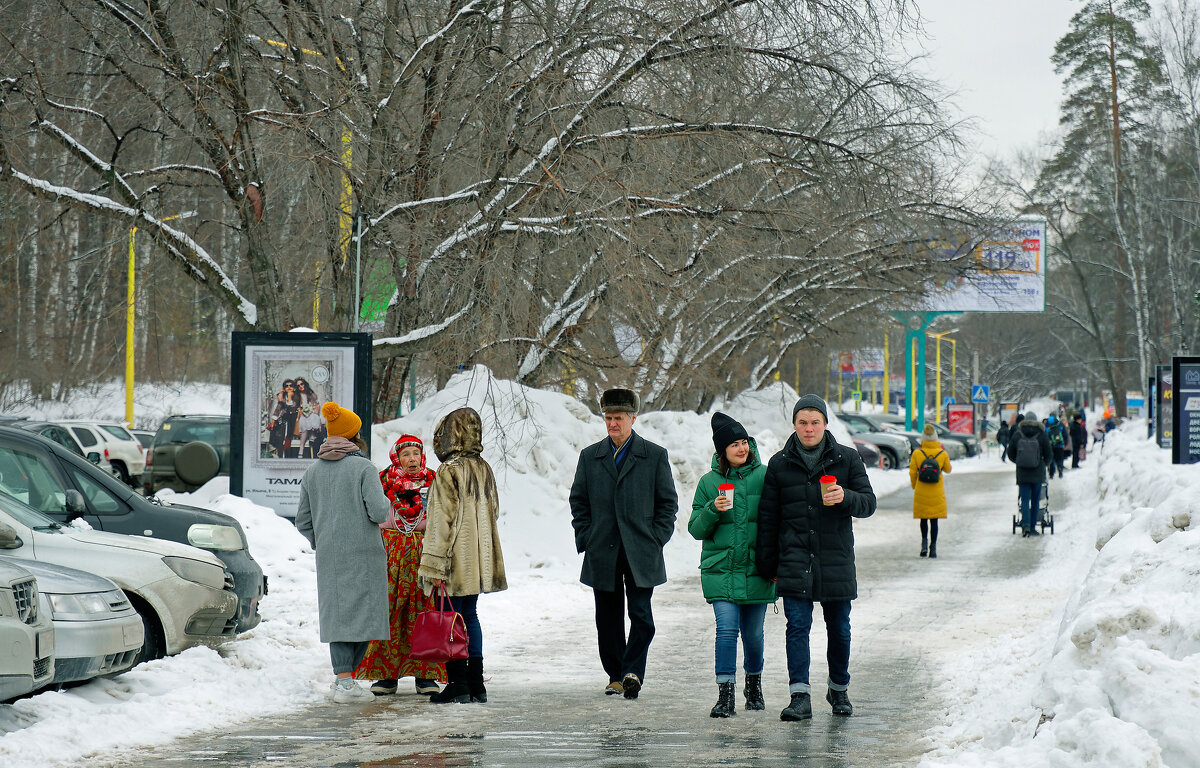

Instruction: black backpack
[916,450,943,483]
[1014,433,1041,468]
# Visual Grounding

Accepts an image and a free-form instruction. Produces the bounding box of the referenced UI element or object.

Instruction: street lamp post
[126,211,197,426]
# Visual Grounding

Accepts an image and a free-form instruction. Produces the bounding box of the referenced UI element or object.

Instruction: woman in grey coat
[296,401,391,703]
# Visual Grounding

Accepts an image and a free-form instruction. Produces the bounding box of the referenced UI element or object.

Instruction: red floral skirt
[354,528,445,682]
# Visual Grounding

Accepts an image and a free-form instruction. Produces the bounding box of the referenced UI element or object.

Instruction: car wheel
[880,449,897,470]
[175,441,221,487]
[111,462,133,487]
[133,602,165,665]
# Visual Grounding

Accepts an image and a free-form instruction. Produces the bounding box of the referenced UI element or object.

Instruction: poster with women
[231,332,372,518]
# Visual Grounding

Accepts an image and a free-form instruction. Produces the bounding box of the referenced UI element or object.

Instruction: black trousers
[593,549,655,684]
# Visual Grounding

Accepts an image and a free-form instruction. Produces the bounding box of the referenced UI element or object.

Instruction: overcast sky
[910,0,1080,163]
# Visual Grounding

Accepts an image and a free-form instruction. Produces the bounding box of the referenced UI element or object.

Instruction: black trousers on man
[593,548,655,684]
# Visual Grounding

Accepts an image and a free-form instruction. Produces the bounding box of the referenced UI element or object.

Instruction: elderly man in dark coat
[569,388,678,700]
[756,394,876,721]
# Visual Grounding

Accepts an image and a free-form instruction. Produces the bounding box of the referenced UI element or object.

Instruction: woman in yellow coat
[909,424,951,558]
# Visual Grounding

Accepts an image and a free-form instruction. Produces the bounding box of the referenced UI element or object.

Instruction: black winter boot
[743,673,765,711]
[826,687,853,716]
[428,659,469,703]
[928,542,937,559]
[467,657,487,703]
[710,682,736,718]
[920,535,928,557]
[780,692,812,721]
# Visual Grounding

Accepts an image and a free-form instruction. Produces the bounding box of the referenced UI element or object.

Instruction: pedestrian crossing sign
[971,385,989,403]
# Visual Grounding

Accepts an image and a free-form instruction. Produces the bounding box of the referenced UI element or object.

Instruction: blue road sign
[971,385,990,403]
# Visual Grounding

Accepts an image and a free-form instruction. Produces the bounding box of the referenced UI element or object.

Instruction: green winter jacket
[688,438,776,604]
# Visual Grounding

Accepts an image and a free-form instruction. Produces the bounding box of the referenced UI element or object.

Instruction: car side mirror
[64,489,87,518]
[86,451,102,465]
[0,522,22,549]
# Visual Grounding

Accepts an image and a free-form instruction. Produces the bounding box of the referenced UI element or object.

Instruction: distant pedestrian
[355,434,444,697]
[569,388,679,700]
[296,401,390,703]
[756,394,876,721]
[1068,414,1085,469]
[995,418,1011,462]
[689,412,775,718]
[1005,411,1052,537]
[909,424,951,558]
[1045,415,1067,479]
[417,407,508,704]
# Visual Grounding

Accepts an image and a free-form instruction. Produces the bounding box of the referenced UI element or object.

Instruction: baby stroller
[1011,482,1053,534]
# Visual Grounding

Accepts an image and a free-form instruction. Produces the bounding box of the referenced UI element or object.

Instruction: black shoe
[467,657,487,703]
[1028,528,1041,536]
[743,673,765,711]
[826,688,853,716]
[429,660,470,703]
[780,692,812,721]
[1022,528,1030,538]
[369,679,398,696]
[710,682,736,718]
[622,673,641,699]
[414,678,440,695]
[928,543,937,559]
[920,539,928,557]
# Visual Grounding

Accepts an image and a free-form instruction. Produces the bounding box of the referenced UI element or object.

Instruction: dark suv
[0,425,264,633]
[143,416,231,495]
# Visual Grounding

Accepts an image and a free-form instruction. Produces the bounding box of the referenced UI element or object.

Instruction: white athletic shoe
[330,678,373,703]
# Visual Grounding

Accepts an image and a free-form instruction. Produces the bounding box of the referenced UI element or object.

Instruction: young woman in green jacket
[689,412,776,718]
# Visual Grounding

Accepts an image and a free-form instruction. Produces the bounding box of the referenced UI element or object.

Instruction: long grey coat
[295,446,390,643]
[569,431,679,589]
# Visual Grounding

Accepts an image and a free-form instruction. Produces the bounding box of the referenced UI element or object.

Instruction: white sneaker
[330,678,373,703]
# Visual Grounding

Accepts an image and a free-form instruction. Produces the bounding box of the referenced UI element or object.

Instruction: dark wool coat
[688,438,776,604]
[755,431,876,602]
[569,431,679,589]
[1005,419,1053,484]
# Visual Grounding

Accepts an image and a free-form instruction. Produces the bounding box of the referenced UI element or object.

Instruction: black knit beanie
[791,393,829,422]
[711,411,749,455]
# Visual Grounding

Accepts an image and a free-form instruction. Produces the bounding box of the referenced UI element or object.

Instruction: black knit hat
[600,388,640,414]
[711,411,749,455]
[791,393,829,422]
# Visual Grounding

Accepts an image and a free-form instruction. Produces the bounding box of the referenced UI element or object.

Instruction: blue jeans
[783,598,851,694]
[712,601,767,684]
[449,594,483,658]
[1018,483,1042,531]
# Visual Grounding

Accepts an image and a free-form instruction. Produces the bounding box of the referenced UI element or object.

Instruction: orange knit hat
[321,401,362,439]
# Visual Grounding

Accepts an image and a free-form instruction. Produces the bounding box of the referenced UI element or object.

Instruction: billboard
[230,332,373,517]
[947,403,974,434]
[1172,357,1200,465]
[922,217,1047,313]
[1156,365,1172,450]
[831,349,885,377]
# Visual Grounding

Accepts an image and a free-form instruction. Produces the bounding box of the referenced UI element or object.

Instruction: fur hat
[600,388,640,414]
[711,411,749,455]
[321,401,362,439]
[922,423,937,437]
[791,393,829,422]
[1025,411,1038,422]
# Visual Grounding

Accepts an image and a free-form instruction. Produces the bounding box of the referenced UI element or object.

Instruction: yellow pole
[126,226,137,426]
[950,339,957,402]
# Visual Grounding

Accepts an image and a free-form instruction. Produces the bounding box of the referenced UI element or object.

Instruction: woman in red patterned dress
[354,434,445,695]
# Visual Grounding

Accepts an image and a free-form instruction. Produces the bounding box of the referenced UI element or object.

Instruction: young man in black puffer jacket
[755,394,876,722]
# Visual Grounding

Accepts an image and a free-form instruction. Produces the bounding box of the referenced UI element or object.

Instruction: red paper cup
[819,475,836,505]
[717,483,735,503]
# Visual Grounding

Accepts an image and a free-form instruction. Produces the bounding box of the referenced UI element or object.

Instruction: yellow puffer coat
[909,440,951,519]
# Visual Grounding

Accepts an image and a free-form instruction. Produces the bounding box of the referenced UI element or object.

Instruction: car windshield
[159,420,229,445]
[0,488,63,531]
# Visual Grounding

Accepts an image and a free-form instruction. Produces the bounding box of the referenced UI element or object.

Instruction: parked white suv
[0,491,238,665]
[0,558,54,700]
[58,422,146,488]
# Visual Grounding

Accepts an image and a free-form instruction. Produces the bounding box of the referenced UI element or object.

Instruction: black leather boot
[826,687,853,716]
[428,659,469,703]
[929,542,937,558]
[467,657,487,703]
[743,673,765,711]
[780,692,812,721]
[709,682,736,718]
[920,535,928,557]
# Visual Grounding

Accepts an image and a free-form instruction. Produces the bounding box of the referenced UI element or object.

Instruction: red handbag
[410,584,469,662]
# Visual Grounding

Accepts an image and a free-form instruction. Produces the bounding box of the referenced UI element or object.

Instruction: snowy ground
[1,368,1196,767]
